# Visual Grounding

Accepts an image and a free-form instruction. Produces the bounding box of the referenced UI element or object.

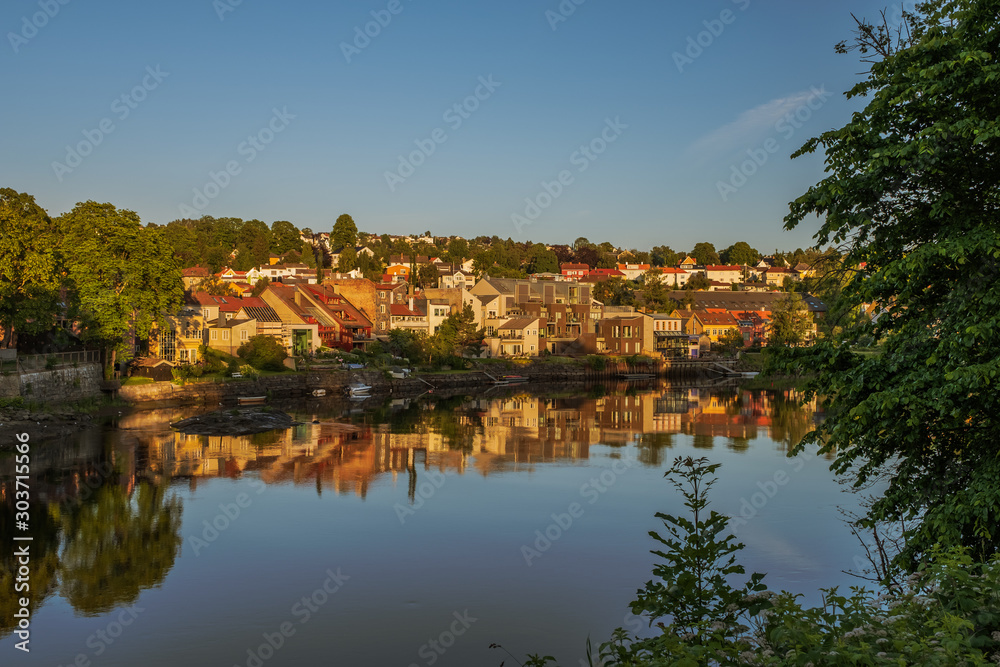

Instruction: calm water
[1,383,862,666]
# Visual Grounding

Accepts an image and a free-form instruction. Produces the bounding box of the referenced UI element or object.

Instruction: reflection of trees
[59,480,182,615]
[726,437,750,452]
[637,433,674,466]
[769,393,815,452]
[0,498,60,640]
[692,434,715,450]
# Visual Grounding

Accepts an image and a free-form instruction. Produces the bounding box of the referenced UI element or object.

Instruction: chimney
[409,297,414,312]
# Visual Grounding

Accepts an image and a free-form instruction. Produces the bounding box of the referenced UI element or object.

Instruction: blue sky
[1,0,910,252]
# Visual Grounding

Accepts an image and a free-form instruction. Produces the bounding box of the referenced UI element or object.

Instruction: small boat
[493,374,529,386]
[312,389,327,397]
[237,396,267,406]
[389,366,411,379]
[345,381,372,397]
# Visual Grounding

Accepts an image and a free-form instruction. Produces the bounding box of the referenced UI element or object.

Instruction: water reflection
[0,384,818,640]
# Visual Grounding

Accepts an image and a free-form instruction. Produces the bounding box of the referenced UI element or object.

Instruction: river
[0,382,866,666]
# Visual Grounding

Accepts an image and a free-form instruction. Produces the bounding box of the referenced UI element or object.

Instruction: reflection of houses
[120,387,820,501]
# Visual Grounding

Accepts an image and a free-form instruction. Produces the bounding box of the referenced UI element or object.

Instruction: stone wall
[18,363,104,403]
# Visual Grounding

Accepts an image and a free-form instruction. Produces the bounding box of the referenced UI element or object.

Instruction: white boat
[312,389,327,397]
[389,367,411,379]
[345,381,372,397]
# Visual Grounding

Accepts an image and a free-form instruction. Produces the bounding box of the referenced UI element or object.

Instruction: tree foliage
[0,189,63,346]
[778,0,1000,567]
[237,334,287,371]
[720,241,760,266]
[768,292,812,347]
[59,201,184,365]
[690,242,720,266]
[332,214,358,251]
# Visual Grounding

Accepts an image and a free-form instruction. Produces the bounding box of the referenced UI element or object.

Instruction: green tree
[250,276,271,297]
[650,245,680,267]
[526,243,559,274]
[269,220,300,255]
[59,202,184,374]
[237,334,287,371]
[337,246,358,273]
[715,327,745,356]
[685,273,711,291]
[719,241,760,266]
[446,237,470,263]
[593,277,635,307]
[779,0,1000,567]
[195,275,235,296]
[690,242,720,266]
[332,214,358,251]
[300,240,317,268]
[429,304,483,361]
[638,270,677,313]
[416,263,439,288]
[0,189,63,347]
[234,219,271,270]
[768,292,812,347]
[384,328,426,363]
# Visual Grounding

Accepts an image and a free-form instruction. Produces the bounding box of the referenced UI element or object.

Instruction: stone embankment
[116,359,721,406]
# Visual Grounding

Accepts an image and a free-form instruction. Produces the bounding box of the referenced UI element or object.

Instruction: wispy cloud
[688,90,816,162]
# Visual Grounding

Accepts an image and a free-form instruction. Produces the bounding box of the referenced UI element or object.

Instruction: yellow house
[689,310,739,343]
[153,308,206,365]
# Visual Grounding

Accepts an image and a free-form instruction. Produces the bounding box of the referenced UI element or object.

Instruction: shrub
[237,335,287,371]
[0,396,25,410]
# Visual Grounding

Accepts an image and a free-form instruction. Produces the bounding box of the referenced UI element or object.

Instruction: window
[211,330,217,340]
[223,330,229,340]
[241,330,248,340]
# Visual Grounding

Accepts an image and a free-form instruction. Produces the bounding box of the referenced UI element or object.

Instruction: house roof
[239,305,282,323]
[560,263,590,271]
[588,268,626,277]
[498,317,536,330]
[182,266,210,278]
[214,317,255,329]
[704,265,743,272]
[390,304,421,317]
[693,310,738,326]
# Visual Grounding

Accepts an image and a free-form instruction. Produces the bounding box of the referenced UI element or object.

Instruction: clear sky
[1,0,909,252]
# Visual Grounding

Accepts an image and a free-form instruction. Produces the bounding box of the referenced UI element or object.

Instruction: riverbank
[115,358,737,406]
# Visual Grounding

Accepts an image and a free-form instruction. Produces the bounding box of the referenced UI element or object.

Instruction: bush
[528,458,1000,666]
[237,335,287,372]
[587,355,607,371]
[0,396,25,410]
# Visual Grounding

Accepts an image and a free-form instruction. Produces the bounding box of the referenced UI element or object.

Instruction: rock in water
[170,408,299,436]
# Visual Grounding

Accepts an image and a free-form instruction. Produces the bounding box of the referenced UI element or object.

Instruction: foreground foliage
[773,0,1000,567]
[516,458,1000,666]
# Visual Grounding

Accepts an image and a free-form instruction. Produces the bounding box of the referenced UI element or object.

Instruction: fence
[14,350,102,372]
